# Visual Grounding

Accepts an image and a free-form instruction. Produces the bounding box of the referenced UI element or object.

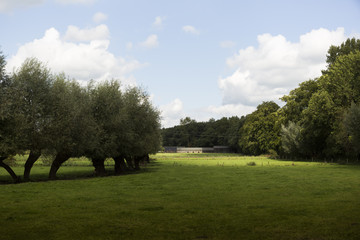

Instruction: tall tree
[87,80,124,176]
[238,101,280,155]
[281,121,301,157]
[0,50,21,182]
[325,38,360,71]
[343,102,360,158]
[11,58,54,181]
[280,79,319,124]
[120,87,161,170]
[48,75,97,179]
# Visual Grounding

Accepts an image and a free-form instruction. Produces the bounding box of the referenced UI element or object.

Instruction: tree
[300,90,335,158]
[120,86,161,170]
[238,101,280,155]
[11,58,54,181]
[280,39,360,159]
[280,79,319,124]
[281,121,301,157]
[325,38,360,71]
[0,50,21,182]
[47,75,97,179]
[180,117,196,126]
[343,102,360,158]
[87,80,124,176]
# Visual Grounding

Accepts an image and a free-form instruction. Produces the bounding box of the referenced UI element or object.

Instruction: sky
[1,0,360,128]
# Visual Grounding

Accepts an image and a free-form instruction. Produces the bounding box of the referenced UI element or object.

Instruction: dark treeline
[162,116,246,152]
[162,38,360,161]
[0,56,161,182]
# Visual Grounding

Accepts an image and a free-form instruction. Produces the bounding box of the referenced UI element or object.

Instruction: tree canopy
[0,55,161,182]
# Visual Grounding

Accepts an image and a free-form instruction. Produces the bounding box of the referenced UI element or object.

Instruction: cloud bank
[160,98,185,128]
[219,27,349,106]
[6,25,142,85]
[161,27,354,127]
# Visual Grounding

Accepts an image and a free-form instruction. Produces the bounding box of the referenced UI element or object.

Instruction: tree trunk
[125,156,135,170]
[49,152,71,180]
[24,149,41,181]
[0,157,20,183]
[92,158,106,176]
[113,156,127,174]
[134,156,142,170]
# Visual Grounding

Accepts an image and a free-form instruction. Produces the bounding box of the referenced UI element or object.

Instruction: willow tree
[0,50,22,182]
[10,58,54,181]
[48,75,97,179]
[120,87,161,170]
[86,80,125,176]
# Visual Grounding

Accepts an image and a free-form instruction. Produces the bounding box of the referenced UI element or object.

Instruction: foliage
[0,54,161,180]
[161,116,245,151]
[280,121,301,156]
[343,102,360,156]
[324,37,360,71]
[11,58,53,153]
[280,39,360,160]
[238,101,280,155]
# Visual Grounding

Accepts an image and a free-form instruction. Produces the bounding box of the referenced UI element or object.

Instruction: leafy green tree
[281,121,301,157]
[325,38,360,71]
[280,39,360,159]
[343,102,360,158]
[87,80,124,176]
[120,87,161,170]
[0,50,22,182]
[300,90,335,158]
[48,75,97,179]
[320,51,360,108]
[238,101,280,155]
[280,79,319,124]
[180,117,196,126]
[11,58,54,181]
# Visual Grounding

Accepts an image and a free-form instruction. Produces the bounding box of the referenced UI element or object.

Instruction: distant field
[1,153,360,239]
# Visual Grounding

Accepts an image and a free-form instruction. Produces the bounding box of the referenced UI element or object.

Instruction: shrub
[268,149,279,159]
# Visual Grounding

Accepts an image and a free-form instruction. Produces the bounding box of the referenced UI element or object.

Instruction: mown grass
[1,153,360,239]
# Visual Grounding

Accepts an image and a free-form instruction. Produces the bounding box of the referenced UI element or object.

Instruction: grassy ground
[1,153,360,239]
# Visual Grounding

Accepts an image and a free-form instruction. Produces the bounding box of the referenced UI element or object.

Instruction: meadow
[1,153,360,240]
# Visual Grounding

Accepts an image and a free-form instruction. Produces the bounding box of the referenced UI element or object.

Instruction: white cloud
[0,0,44,13]
[206,104,256,118]
[64,24,109,42]
[160,98,185,128]
[220,40,236,48]
[6,26,142,85]
[93,12,108,23]
[182,25,200,35]
[55,0,96,5]
[153,16,165,29]
[140,34,159,48]
[220,27,350,106]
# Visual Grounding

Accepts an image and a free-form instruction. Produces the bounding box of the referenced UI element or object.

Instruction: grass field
[1,153,360,239]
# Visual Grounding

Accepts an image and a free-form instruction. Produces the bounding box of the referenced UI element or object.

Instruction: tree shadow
[0,160,161,185]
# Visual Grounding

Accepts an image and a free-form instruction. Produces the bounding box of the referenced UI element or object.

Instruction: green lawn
[1,153,360,240]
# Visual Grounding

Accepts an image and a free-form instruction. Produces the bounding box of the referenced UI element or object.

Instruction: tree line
[0,56,161,182]
[162,38,360,160]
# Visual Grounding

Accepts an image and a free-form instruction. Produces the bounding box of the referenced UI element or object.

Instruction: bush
[247,161,256,166]
[268,149,279,159]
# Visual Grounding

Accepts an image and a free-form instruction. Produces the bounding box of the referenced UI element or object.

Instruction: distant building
[163,146,231,153]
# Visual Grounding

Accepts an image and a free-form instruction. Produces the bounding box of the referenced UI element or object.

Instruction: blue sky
[1,0,360,127]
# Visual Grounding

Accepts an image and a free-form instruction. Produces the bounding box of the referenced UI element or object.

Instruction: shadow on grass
[0,160,161,185]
